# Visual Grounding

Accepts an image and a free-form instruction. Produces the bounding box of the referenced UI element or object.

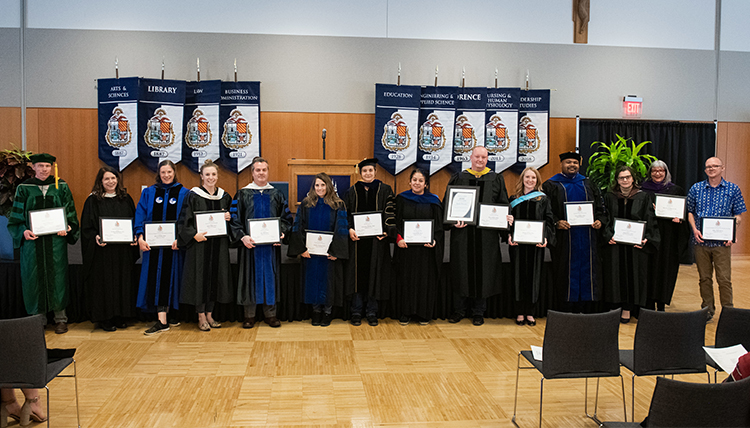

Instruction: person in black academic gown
[177,160,233,331]
[81,166,139,331]
[641,160,690,311]
[601,165,660,323]
[394,168,444,325]
[508,167,555,326]
[342,158,395,327]
[288,173,349,327]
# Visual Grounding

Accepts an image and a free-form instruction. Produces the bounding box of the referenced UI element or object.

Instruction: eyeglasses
[705,165,722,170]
[617,175,633,181]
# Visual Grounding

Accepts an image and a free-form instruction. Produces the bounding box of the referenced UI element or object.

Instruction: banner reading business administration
[183,80,221,174]
[485,88,520,173]
[415,86,456,176]
[373,84,420,176]
[219,81,260,174]
[451,87,487,173]
[137,78,186,172]
[98,77,140,171]
[512,89,550,172]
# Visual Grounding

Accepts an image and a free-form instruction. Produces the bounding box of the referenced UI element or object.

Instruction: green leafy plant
[586,134,657,192]
[0,146,35,217]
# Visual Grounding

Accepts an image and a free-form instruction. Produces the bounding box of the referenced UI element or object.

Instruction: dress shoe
[54,322,68,334]
[620,317,631,324]
[515,317,525,326]
[366,315,379,326]
[99,321,116,332]
[168,318,181,327]
[242,317,255,329]
[113,319,128,329]
[311,312,322,326]
[525,317,536,327]
[350,314,362,326]
[472,316,484,326]
[264,317,281,328]
[399,315,410,326]
[321,313,333,327]
[448,313,463,323]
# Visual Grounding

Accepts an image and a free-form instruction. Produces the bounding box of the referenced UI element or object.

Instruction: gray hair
[648,160,672,184]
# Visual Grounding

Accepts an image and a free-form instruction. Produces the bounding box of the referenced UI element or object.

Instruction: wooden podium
[287,159,360,213]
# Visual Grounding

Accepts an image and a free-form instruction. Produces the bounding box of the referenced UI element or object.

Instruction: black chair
[0,315,80,428]
[600,376,750,427]
[512,309,626,427]
[706,307,750,382]
[619,308,709,422]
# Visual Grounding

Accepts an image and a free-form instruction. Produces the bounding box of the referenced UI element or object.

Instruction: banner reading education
[98,77,140,171]
[513,89,550,172]
[485,88,520,173]
[373,84,420,176]
[451,87,487,173]
[415,86,457,176]
[183,80,221,174]
[137,78,186,172]
[219,81,260,174]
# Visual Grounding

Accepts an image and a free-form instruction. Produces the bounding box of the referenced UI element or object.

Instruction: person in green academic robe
[7,153,79,334]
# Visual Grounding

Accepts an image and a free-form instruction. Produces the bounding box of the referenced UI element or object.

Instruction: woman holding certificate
[80,166,139,331]
[288,173,349,327]
[177,160,232,331]
[394,168,444,325]
[508,167,555,326]
[641,161,690,311]
[135,160,190,335]
[601,165,660,323]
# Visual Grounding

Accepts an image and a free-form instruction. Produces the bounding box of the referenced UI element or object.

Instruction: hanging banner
[218,81,260,174]
[98,77,140,171]
[512,89,550,172]
[485,87,520,173]
[415,86,457,176]
[451,87,487,173]
[137,78,186,172]
[373,84,420,176]
[183,80,221,174]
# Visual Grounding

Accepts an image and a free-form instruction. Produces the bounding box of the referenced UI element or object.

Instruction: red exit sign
[623,96,642,118]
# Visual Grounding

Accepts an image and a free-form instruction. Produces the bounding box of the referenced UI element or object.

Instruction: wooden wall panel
[717,122,750,255]
[0,107,22,150]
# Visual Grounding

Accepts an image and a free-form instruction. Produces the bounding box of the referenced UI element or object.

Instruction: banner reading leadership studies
[98,77,140,171]
[219,81,260,174]
[138,78,186,172]
[183,80,221,174]
[373,84,420,176]
[513,89,550,172]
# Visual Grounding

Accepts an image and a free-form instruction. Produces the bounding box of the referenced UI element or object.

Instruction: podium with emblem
[287,159,361,213]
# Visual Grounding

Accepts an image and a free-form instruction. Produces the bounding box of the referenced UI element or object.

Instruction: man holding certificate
[342,158,395,327]
[445,146,509,326]
[687,157,746,321]
[542,151,606,313]
[8,153,79,334]
[229,157,293,329]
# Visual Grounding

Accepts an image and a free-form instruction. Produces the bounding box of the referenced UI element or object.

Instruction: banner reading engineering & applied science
[415,86,456,176]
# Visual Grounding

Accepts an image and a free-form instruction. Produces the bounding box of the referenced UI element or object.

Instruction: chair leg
[631,374,636,423]
[45,386,50,428]
[584,378,603,425]
[73,359,81,428]
[512,352,521,428]
[539,377,544,428]
[619,375,627,422]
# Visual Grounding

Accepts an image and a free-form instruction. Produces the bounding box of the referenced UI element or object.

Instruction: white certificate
[403,220,433,244]
[612,218,646,245]
[248,218,281,245]
[195,211,227,237]
[565,202,595,226]
[701,217,736,242]
[654,194,686,220]
[444,186,479,224]
[478,204,509,229]
[352,212,384,237]
[28,207,67,236]
[100,217,134,243]
[144,222,176,247]
[306,230,334,256]
[512,220,545,245]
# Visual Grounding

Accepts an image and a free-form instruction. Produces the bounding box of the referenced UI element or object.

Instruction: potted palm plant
[586,134,657,192]
[0,147,35,259]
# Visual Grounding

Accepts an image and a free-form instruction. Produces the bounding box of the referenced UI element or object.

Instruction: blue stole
[305,199,333,305]
[510,191,545,208]
[253,191,276,305]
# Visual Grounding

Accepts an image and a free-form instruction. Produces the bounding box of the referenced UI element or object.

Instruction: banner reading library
[138,78,186,172]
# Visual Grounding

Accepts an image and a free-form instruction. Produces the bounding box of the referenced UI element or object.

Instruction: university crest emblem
[419,113,445,153]
[222,109,252,150]
[381,113,410,152]
[453,115,477,154]
[485,114,510,153]
[144,108,175,149]
[106,107,132,148]
[518,115,540,155]
[185,109,212,149]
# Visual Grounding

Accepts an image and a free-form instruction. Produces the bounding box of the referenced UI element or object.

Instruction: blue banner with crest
[98,77,140,171]
[137,78,186,172]
[183,80,221,174]
[218,81,261,174]
[373,84,421,176]
[451,87,487,173]
[415,86,457,176]
[485,88,520,173]
[512,89,550,173]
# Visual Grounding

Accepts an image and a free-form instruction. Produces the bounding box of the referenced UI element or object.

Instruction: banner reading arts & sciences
[98,77,140,171]
[373,84,420,176]
[513,89,550,172]
[183,80,221,174]
[451,87,487,173]
[138,78,186,172]
[485,88,520,173]
[219,81,260,174]
[415,86,456,176]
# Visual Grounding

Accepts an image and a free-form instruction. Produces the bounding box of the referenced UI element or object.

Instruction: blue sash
[510,191,545,208]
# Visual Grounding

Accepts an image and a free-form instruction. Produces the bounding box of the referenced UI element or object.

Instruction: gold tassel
[54,162,59,189]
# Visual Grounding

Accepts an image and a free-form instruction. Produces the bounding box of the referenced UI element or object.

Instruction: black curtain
[578,120,716,192]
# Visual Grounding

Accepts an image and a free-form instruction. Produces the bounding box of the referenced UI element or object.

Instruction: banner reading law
[415,86,457,176]
[183,80,221,174]
[485,88,520,173]
[373,84,420,176]
[513,89,550,172]
[98,77,140,171]
[451,87,487,173]
[218,81,260,174]
[137,78,186,172]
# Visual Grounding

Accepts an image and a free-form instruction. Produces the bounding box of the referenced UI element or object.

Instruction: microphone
[322,129,327,140]
[322,128,327,160]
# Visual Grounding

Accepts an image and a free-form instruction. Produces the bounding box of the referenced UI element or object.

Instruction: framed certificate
[564,201,595,226]
[701,217,736,242]
[99,217,134,243]
[512,220,545,245]
[403,220,433,244]
[444,185,479,225]
[612,218,646,246]
[28,207,67,236]
[195,211,227,237]
[248,217,281,245]
[144,222,176,248]
[654,194,686,220]
[305,230,334,256]
[352,212,384,237]
[477,204,509,229]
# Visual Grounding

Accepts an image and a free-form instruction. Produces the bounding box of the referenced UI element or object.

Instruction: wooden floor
[10,258,750,427]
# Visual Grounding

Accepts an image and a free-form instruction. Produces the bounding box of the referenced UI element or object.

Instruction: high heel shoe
[1,399,20,428]
[19,396,47,427]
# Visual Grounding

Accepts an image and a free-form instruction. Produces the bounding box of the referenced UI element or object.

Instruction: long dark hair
[302,173,343,209]
[409,168,430,192]
[91,166,128,200]
[155,160,178,184]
